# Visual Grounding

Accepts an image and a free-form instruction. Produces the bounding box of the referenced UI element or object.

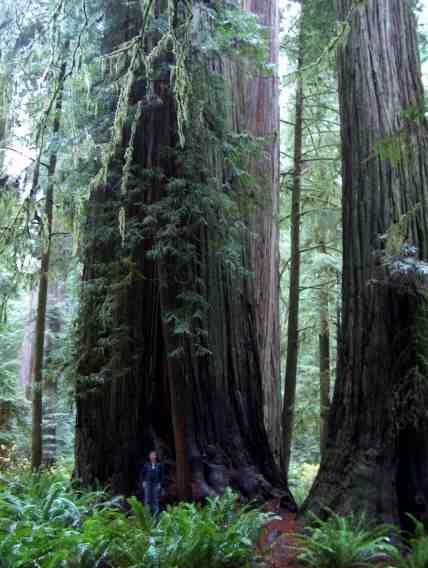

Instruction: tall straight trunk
[244,0,281,456]
[281,11,304,477]
[304,0,428,525]
[318,239,330,457]
[31,57,67,471]
[75,0,294,507]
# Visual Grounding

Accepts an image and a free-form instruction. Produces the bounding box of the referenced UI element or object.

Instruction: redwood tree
[304,0,428,524]
[75,0,293,505]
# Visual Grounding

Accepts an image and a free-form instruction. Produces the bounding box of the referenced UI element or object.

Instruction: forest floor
[259,501,300,567]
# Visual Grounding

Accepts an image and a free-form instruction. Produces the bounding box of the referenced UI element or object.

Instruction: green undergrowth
[288,461,319,506]
[294,510,428,568]
[0,464,273,568]
[295,511,396,567]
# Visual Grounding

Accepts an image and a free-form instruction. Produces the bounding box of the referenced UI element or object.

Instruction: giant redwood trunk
[75,0,293,505]
[244,0,282,457]
[303,0,428,525]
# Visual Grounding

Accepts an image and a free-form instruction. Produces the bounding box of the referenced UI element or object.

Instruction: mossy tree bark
[75,0,293,506]
[303,0,428,525]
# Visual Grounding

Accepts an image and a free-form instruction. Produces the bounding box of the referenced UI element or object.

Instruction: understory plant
[296,511,397,568]
[0,467,272,567]
[388,515,428,568]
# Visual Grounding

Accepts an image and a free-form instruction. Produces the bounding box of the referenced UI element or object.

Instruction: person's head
[148,450,157,463]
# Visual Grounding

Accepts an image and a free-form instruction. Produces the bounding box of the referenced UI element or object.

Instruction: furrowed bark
[303,0,428,525]
[75,0,294,508]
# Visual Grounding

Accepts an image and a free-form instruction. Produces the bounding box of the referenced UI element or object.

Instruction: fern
[296,511,397,568]
[0,468,271,567]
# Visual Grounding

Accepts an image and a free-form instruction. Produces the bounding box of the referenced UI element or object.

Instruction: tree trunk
[158,260,192,501]
[244,0,282,458]
[318,239,330,458]
[281,9,304,477]
[75,0,294,507]
[31,56,67,470]
[303,0,428,525]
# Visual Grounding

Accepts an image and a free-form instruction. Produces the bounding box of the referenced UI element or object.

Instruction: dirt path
[259,504,300,568]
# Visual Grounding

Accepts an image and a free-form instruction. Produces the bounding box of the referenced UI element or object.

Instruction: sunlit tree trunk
[244,0,282,457]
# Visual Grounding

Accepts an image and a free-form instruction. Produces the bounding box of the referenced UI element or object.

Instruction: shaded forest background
[0,0,427,511]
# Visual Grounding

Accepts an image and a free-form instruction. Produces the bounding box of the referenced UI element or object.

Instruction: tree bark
[75,0,294,507]
[281,8,304,477]
[158,259,192,501]
[31,56,67,470]
[303,0,428,525]
[243,0,282,458]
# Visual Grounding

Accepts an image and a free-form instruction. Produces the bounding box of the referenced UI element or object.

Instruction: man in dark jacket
[141,450,164,514]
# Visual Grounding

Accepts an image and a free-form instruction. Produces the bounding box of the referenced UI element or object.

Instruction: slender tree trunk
[318,239,330,457]
[31,56,67,471]
[281,10,304,477]
[303,0,428,525]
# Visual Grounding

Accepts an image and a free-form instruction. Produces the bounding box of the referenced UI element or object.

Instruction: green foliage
[280,0,342,469]
[296,511,396,568]
[288,461,318,506]
[0,468,271,568]
[210,3,270,70]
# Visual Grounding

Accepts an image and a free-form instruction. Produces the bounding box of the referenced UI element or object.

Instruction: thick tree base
[302,259,428,528]
[75,401,296,509]
[301,429,428,529]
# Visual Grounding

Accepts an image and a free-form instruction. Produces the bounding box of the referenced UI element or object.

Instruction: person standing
[141,450,164,515]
